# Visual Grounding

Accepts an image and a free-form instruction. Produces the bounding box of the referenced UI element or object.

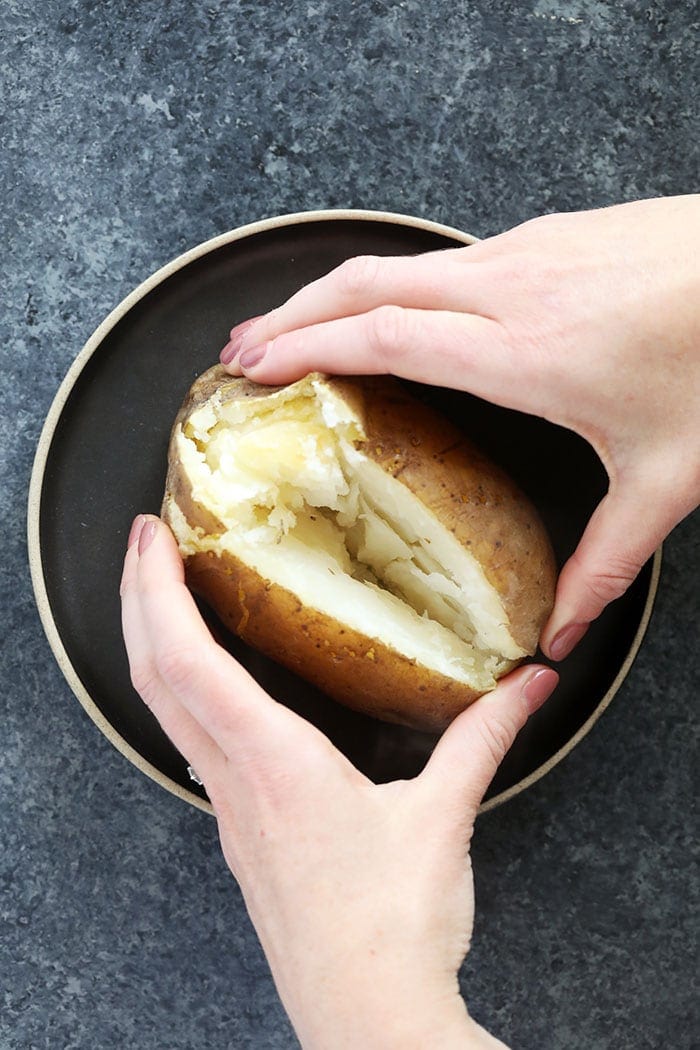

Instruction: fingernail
[521,668,558,715]
[128,514,146,548]
[220,330,247,365]
[550,622,589,662]
[239,342,268,370]
[138,519,158,555]
[220,339,239,365]
[220,316,264,364]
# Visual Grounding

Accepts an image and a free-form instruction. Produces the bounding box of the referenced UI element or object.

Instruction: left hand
[120,514,558,1050]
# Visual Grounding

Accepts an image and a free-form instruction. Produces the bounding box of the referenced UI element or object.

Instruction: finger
[220,248,480,366]
[121,535,225,782]
[420,665,559,821]
[133,516,280,752]
[541,480,677,660]
[221,307,526,409]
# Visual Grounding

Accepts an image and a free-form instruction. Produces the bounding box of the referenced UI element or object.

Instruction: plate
[28,209,660,813]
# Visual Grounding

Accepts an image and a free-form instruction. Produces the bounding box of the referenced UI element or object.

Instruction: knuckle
[336,254,381,298]
[261,307,280,338]
[475,714,515,768]
[155,642,203,695]
[366,304,409,363]
[272,327,303,362]
[584,565,638,605]
[521,211,567,237]
[129,661,162,709]
[119,575,135,601]
[571,546,641,607]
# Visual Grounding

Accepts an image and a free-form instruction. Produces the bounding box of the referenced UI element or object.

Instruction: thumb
[420,665,559,821]
[541,481,670,661]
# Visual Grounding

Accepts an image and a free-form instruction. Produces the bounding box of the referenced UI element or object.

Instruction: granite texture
[1,1,698,1047]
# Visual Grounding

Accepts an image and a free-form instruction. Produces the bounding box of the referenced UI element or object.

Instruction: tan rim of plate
[27,208,662,817]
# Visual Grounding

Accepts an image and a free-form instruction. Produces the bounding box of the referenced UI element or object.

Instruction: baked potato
[162,366,556,731]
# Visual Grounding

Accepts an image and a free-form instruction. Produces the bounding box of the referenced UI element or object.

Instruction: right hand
[220,195,700,659]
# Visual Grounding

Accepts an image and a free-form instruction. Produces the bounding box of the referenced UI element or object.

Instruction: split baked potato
[162,366,556,731]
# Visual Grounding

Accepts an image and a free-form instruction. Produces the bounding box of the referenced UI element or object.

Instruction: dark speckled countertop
[2,2,698,1047]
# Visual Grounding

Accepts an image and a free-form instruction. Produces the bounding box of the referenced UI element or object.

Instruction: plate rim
[27,206,661,816]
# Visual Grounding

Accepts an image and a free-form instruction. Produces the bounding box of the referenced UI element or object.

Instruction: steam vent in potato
[162,366,556,731]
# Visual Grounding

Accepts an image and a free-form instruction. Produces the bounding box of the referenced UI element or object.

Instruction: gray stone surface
[2,1,698,1047]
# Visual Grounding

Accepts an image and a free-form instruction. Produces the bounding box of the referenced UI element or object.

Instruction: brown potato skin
[162,366,556,731]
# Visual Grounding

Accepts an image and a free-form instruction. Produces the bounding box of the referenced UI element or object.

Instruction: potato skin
[162,366,556,731]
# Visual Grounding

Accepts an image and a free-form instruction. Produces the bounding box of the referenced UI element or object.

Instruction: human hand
[220,195,700,660]
[121,514,558,1050]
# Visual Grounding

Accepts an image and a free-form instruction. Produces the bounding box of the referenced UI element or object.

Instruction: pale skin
[222,194,700,659]
[121,514,557,1049]
[122,196,699,1048]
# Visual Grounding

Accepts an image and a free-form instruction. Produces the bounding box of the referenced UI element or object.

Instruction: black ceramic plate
[29,210,659,813]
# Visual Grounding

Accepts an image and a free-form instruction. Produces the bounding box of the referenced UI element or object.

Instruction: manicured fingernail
[220,330,248,365]
[239,342,268,369]
[220,316,264,364]
[220,339,238,365]
[550,622,589,661]
[128,514,146,548]
[521,668,558,714]
[138,519,157,555]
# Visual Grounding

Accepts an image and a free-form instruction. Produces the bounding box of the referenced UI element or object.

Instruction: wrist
[294,996,470,1050]
[279,970,508,1050]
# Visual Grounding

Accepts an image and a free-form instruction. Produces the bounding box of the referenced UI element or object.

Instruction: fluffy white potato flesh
[167,376,526,692]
